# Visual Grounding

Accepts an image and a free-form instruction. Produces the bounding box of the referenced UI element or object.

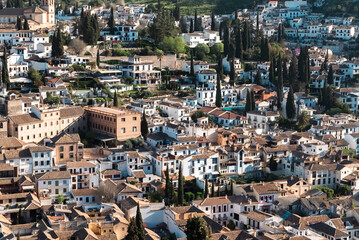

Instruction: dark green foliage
[260,38,270,61]
[269,58,275,85]
[254,70,262,85]
[229,59,235,86]
[211,12,216,31]
[190,18,194,33]
[180,17,188,33]
[165,165,170,201]
[96,49,100,68]
[108,7,116,34]
[81,12,100,45]
[227,220,236,230]
[149,8,177,43]
[173,0,180,21]
[23,18,29,30]
[276,56,283,110]
[269,155,277,171]
[328,65,334,85]
[136,204,146,240]
[141,111,149,140]
[52,28,64,58]
[245,89,252,113]
[190,49,194,76]
[16,16,22,30]
[126,218,140,240]
[2,48,9,89]
[314,186,334,200]
[211,181,215,197]
[185,217,212,240]
[223,24,230,56]
[113,91,119,107]
[178,162,184,205]
[286,87,296,119]
[250,90,255,110]
[234,26,243,60]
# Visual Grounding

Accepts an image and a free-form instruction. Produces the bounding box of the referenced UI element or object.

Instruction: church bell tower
[41,0,55,24]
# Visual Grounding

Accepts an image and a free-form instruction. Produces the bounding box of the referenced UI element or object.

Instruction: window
[69,146,74,151]
[59,146,64,152]
[69,153,74,158]
[55,181,59,186]
[121,128,126,133]
[60,153,64,159]
[133,127,137,132]
[121,118,125,122]
[133,117,137,121]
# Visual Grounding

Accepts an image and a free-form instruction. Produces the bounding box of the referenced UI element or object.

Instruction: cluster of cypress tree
[149,7,176,43]
[126,205,146,240]
[108,7,116,34]
[245,89,255,112]
[1,48,10,89]
[16,16,29,30]
[79,9,100,45]
[51,28,64,58]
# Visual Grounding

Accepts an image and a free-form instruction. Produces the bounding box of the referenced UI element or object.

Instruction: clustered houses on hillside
[0,0,358,238]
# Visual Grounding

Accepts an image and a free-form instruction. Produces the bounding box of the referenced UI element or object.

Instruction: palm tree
[297,111,310,126]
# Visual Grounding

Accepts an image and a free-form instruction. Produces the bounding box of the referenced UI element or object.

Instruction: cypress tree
[277,24,282,42]
[245,89,252,113]
[230,181,234,195]
[216,54,222,108]
[256,12,259,36]
[16,16,22,30]
[211,181,215,197]
[113,91,119,107]
[0,1,3,9]
[173,0,180,21]
[165,165,170,202]
[180,17,188,33]
[328,65,334,85]
[189,18,194,33]
[108,7,116,34]
[243,21,250,50]
[126,218,139,240]
[289,55,298,88]
[96,48,100,68]
[52,28,64,58]
[277,56,283,110]
[286,87,296,119]
[254,70,262,85]
[141,111,149,140]
[251,90,255,111]
[194,9,202,31]
[235,26,243,60]
[136,204,146,240]
[223,24,230,56]
[178,162,184,206]
[23,18,29,30]
[169,179,175,205]
[211,12,216,31]
[204,178,208,197]
[269,58,276,85]
[2,47,9,89]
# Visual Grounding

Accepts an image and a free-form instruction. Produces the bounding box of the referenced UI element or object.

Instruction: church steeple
[41,0,55,24]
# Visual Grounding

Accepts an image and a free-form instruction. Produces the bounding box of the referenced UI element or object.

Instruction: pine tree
[204,178,208,197]
[328,65,334,85]
[113,91,119,107]
[136,204,146,240]
[23,18,29,30]
[211,12,216,31]
[2,47,9,89]
[141,111,149,140]
[254,70,262,85]
[180,17,188,33]
[189,18,194,33]
[245,89,252,112]
[16,16,22,30]
[126,218,139,240]
[216,54,222,108]
[178,162,184,206]
[108,7,116,34]
[286,87,296,119]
